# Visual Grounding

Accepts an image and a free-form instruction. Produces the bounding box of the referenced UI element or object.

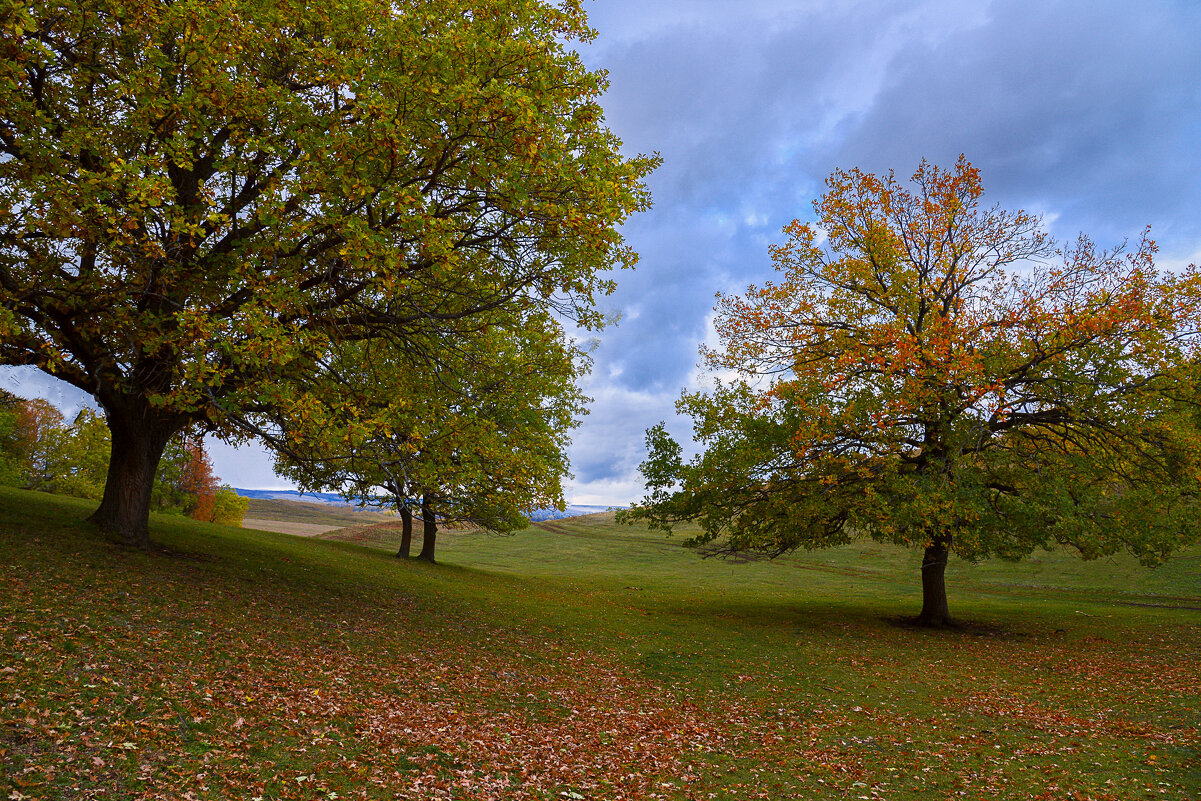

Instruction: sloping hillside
[2,486,1198,800]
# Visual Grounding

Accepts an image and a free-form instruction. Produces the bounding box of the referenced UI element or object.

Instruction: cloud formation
[565,0,1201,504]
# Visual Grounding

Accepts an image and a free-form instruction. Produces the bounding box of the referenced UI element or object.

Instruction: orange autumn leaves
[176,435,218,522]
[633,158,1201,579]
[709,157,1198,466]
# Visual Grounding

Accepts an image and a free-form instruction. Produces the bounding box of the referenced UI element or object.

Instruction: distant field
[2,486,1198,800]
[243,495,394,527]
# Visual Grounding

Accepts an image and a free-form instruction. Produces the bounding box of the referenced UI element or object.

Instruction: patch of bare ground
[243,519,344,538]
[320,519,484,549]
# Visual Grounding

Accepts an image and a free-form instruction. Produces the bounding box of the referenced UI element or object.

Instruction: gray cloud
[574,0,1201,504]
[823,0,1201,248]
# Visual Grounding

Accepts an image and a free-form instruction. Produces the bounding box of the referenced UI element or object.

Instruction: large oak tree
[0,0,654,545]
[627,159,1201,626]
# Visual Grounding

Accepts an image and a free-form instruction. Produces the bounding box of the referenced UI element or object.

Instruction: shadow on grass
[880,614,1031,639]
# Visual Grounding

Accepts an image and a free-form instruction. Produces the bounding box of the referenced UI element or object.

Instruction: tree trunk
[416,493,436,563]
[916,533,953,627]
[87,408,178,548]
[395,506,413,558]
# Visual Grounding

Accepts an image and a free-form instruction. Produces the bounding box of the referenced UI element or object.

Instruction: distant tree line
[0,391,247,526]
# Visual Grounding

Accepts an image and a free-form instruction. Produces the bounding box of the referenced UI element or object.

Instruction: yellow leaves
[1,0,647,530]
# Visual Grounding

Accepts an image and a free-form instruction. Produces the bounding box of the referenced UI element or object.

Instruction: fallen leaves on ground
[2,525,1198,800]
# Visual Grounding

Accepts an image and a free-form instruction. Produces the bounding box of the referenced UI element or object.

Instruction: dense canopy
[0,0,655,544]
[271,307,587,562]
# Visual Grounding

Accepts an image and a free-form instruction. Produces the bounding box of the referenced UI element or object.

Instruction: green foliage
[628,160,1201,600]
[151,436,194,514]
[209,484,249,526]
[0,390,24,485]
[50,409,111,500]
[272,308,587,536]
[0,0,656,541]
[0,395,230,515]
[9,399,66,492]
[631,423,683,512]
[0,399,111,498]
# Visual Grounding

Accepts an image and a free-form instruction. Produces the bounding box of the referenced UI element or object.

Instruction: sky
[5,0,1201,505]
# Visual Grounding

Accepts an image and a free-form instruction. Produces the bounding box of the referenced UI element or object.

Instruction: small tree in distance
[625,158,1201,626]
[178,435,219,522]
[208,485,249,527]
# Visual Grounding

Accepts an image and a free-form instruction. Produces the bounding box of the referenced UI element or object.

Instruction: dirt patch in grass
[243,518,343,537]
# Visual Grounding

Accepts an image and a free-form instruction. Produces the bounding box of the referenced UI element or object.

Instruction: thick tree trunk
[87,409,177,548]
[395,506,413,558]
[416,493,436,563]
[916,533,953,627]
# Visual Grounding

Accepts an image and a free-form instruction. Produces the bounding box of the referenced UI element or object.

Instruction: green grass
[2,486,1198,800]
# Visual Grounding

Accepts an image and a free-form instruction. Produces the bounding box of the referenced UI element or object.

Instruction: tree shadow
[882,614,1030,639]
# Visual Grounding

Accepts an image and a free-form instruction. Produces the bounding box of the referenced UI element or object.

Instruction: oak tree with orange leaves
[627,158,1201,626]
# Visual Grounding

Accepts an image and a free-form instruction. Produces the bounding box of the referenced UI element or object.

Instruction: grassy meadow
[1,486,1198,799]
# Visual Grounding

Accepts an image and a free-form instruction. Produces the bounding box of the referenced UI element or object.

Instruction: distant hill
[242,497,393,528]
[234,488,621,522]
[235,488,367,506]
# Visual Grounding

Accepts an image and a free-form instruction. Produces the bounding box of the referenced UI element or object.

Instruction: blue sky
[5,0,1201,505]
